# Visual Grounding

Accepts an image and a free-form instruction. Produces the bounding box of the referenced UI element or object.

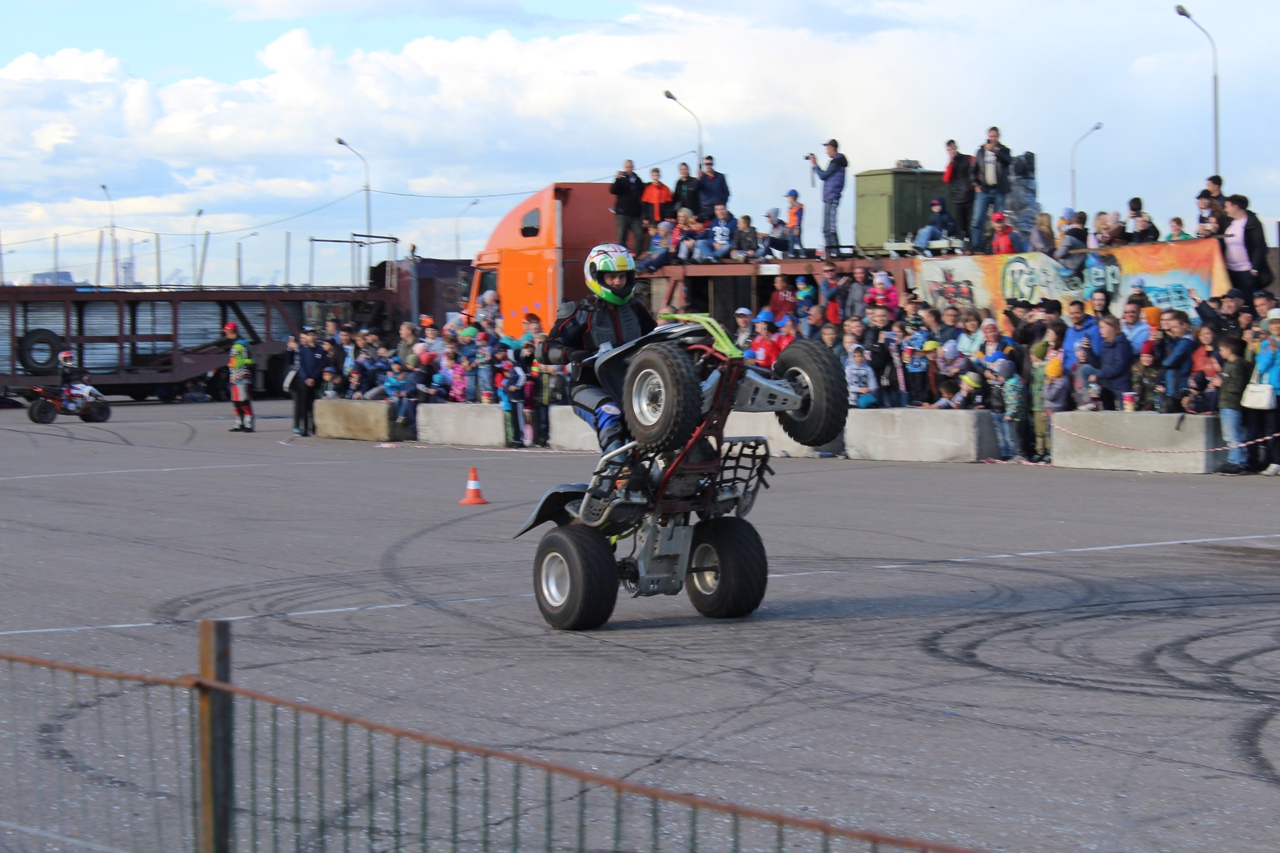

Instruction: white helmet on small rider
[58,350,74,367]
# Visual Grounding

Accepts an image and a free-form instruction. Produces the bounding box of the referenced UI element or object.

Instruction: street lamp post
[455,199,478,259]
[101,184,118,287]
[190,209,203,288]
[663,90,703,166]
[128,237,150,287]
[336,138,372,273]
[236,232,258,288]
[1069,122,1104,211]
[1176,5,1219,175]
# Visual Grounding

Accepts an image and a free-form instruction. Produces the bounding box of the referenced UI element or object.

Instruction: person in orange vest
[640,167,672,224]
[784,190,805,258]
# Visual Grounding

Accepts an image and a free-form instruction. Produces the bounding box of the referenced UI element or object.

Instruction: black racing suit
[537,295,656,453]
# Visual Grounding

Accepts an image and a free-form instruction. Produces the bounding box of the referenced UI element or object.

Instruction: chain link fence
[0,626,990,853]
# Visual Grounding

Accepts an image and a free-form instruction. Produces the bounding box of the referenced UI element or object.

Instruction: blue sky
[1,0,1275,286]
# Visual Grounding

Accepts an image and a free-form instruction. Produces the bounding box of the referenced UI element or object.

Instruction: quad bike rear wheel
[27,399,57,424]
[773,340,847,447]
[622,342,702,453]
[686,517,768,619]
[79,401,111,423]
[534,525,619,630]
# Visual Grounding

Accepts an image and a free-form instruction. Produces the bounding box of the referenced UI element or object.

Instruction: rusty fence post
[198,619,233,853]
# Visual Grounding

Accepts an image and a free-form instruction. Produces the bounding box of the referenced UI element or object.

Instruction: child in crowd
[953,372,984,409]
[863,271,900,313]
[795,276,817,315]
[1028,342,1049,461]
[382,359,416,425]
[906,339,939,405]
[497,349,527,448]
[1036,359,1069,463]
[936,340,967,378]
[319,366,344,399]
[925,377,961,409]
[775,315,798,351]
[729,216,759,262]
[819,323,842,362]
[1163,217,1194,241]
[1001,358,1027,462]
[982,357,1014,460]
[1212,335,1250,475]
[845,345,879,408]
[1131,341,1162,411]
[879,323,909,407]
[448,353,469,403]
[422,357,452,403]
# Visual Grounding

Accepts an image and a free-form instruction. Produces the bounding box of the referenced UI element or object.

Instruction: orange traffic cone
[459,467,489,505]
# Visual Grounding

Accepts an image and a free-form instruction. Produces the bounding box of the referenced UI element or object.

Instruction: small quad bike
[23,383,111,424]
[515,315,846,630]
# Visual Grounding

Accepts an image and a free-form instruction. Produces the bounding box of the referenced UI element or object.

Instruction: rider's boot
[228,414,243,432]
[588,433,630,501]
[242,412,255,433]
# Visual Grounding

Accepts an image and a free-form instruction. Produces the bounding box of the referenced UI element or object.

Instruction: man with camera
[807,139,848,256]
[610,160,645,254]
[970,127,1012,252]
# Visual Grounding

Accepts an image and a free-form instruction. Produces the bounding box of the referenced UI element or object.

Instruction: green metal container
[854,168,947,250]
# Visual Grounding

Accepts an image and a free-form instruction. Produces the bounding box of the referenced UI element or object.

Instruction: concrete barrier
[842,408,999,463]
[549,405,598,451]
[1050,412,1227,474]
[416,403,508,446]
[315,399,393,442]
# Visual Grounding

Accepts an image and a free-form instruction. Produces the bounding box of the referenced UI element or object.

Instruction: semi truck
[464,182,617,338]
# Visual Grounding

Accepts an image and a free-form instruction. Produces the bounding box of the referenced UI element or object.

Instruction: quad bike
[23,383,112,424]
[515,314,846,630]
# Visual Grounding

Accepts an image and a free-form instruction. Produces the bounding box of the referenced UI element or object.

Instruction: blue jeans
[1219,407,1247,467]
[971,190,1007,249]
[393,395,416,424]
[822,199,839,249]
[914,225,943,250]
[694,240,731,261]
[990,412,1016,458]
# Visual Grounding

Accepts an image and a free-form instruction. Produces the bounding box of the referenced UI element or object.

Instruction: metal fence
[0,624,990,853]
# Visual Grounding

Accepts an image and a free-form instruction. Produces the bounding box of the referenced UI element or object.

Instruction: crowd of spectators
[731,255,1280,473]
[284,304,566,449]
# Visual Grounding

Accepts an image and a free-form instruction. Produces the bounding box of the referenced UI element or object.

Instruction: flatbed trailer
[1,258,467,398]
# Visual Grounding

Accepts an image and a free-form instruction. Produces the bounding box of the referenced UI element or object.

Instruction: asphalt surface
[1,398,1279,852]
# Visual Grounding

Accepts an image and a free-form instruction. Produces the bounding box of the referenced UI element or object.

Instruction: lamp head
[335,137,347,146]
[1094,122,1104,131]
[195,208,203,217]
[1175,5,1190,17]
[663,90,676,101]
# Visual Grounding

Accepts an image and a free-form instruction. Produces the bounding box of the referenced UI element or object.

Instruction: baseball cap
[734,307,752,317]
[922,340,940,352]
[322,365,338,373]
[990,211,1006,223]
[1224,288,1244,300]
[753,309,775,324]
[930,198,943,207]
[223,322,238,333]
[1267,308,1280,322]
[785,190,799,198]
[823,139,839,148]
[1196,189,1213,200]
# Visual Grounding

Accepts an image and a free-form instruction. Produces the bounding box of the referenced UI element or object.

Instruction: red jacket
[750,334,781,369]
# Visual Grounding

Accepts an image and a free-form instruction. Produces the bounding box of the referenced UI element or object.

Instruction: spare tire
[772,340,847,447]
[18,329,64,374]
[621,342,702,453]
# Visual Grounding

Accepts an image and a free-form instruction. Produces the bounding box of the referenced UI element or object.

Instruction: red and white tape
[1049,419,1280,455]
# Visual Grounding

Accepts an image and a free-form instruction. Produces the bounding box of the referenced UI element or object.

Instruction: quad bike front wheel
[79,401,111,423]
[27,399,57,424]
[534,525,619,630]
[622,342,702,453]
[773,340,847,448]
[686,517,768,619]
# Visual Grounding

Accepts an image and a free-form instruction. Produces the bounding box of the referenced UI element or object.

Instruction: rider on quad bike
[537,244,655,473]
[58,350,80,389]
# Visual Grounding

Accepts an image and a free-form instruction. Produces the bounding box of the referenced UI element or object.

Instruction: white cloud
[0,0,1276,281]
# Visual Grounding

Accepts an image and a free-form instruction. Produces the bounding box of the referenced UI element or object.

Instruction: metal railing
[0,623,990,853]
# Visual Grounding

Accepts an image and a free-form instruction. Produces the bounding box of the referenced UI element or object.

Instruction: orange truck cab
[465,182,617,339]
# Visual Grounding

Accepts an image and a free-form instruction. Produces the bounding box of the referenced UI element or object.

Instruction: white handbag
[1242,365,1276,410]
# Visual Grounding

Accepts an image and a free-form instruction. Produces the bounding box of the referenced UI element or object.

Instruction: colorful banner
[913,238,1229,316]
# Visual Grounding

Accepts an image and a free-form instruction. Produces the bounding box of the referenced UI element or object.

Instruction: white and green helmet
[583,243,637,305]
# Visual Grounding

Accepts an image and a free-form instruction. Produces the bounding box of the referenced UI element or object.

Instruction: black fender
[513,483,589,539]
